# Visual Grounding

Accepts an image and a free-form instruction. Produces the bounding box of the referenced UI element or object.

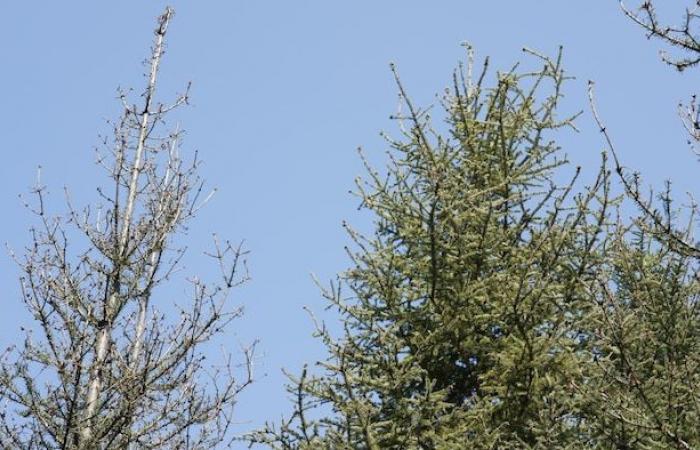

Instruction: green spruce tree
[253,5,700,448]
[251,48,613,449]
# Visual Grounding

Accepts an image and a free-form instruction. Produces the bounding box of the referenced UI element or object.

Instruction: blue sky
[1,1,697,445]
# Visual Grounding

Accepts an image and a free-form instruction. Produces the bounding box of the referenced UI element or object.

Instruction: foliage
[581,214,700,449]
[250,48,619,449]
[252,7,700,443]
[7,3,700,449]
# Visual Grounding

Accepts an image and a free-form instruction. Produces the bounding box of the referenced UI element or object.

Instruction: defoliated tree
[616,0,700,257]
[0,8,252,449]
[251,48,613,449]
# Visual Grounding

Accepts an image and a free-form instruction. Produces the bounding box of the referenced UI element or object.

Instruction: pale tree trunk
[1,6,252,448]
[81,8,172,445]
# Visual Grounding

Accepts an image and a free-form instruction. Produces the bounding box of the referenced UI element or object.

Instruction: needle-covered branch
[250,47,614,449]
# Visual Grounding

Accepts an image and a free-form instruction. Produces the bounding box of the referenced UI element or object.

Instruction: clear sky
[1,1,697,446]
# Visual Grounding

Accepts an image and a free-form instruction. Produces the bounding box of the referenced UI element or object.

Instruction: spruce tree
[251,48,612,449]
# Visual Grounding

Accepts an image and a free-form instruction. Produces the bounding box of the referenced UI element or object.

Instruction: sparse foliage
[614,1,700,257]
[0,8,252,449]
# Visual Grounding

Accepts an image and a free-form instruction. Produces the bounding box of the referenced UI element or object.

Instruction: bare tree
[620,1,700,151]
[0,7,253,449]
[584,2,700,259]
